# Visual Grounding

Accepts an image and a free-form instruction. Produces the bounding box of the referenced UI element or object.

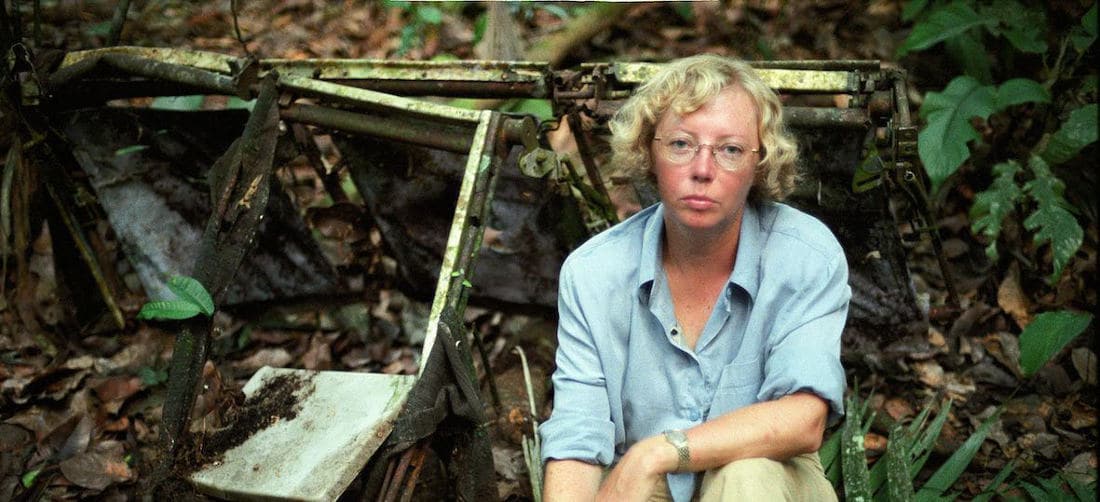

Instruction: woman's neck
[662,215,742,280]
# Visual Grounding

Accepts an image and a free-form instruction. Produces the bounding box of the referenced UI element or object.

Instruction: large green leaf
[137,300,203,320]
[918,76,997,192]
[1069,5,1097,53]
[1040,104,1099,165]
[1018,310,1093,377]
[902,0,931,22]
[1023,156,1084,283]
[994,79,1050,110]
[944,30,992,84]
[970,160,1024,260]
[980,1,1048,53]
[915,409,1002,500]
[897,1,992,57]
[166,275,215,316]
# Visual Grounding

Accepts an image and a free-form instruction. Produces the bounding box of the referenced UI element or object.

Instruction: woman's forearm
[680,392,828,472]
[544,459,603,502]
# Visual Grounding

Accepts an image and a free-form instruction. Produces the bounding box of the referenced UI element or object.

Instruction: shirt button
[690,411,701,421]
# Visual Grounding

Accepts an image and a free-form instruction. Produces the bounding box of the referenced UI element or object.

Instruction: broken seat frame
[29,47,956,501]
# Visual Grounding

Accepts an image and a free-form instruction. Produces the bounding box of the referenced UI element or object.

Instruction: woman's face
[651,85,760,240]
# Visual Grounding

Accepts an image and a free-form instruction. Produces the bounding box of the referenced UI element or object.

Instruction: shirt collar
[730,202,762,301]
[636,203,665,298]
[636,202,764,302]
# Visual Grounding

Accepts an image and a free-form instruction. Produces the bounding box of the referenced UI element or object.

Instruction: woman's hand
[596,436,678,502]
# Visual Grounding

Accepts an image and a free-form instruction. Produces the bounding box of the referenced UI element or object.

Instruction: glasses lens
[714,143,746,171]
[663,137,696,163]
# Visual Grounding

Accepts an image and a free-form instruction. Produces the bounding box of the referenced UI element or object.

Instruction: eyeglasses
[653,135,760,171]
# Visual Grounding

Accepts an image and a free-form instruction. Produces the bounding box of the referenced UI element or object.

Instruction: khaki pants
[648,453,837,502]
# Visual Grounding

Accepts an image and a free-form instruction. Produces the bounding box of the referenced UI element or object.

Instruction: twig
[230,0,252,58]
[107,0,131,46]
[513,346,543,502]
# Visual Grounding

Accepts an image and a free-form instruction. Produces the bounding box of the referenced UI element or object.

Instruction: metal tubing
[279,73,483,124]
[783,107,869,129]
[567,111,610,198]
[309,79,544,98]
[281,104,475,153]
[99,53,242,97]
[749,60,881,71]
[423,110,503,370]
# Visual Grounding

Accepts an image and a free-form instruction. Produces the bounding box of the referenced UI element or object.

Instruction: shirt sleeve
[757,249,850,426]
[539,259,617,466]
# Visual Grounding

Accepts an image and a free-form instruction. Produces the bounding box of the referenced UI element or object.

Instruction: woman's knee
[700,457,789,500]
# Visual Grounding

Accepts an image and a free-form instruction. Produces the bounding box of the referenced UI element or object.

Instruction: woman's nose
[690,146,717,181]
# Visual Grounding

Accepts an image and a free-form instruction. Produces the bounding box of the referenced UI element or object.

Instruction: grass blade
[821,431,842,488]
[915,408,1001,500]
[971,459,1017,502]
[910,400,952,479]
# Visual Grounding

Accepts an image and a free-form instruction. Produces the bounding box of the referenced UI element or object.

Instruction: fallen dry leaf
[883,397,914,421]
[1069,402,1097,430]
[927,327,946,348]
[997,263,1031,329]
[59,441,133,490]
[301,334,333,371]
[911,360,944,387]
[233,348,293,371]
[864,432,887,456]
[91,376,143,415]
[982,332,1023,378]
[1071,348,1097,386]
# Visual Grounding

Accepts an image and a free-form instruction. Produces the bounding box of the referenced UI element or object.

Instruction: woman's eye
[669,139,693,150]
[719,144,743,156]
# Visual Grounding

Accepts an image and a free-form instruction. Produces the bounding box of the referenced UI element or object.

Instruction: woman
[539,55,849,501]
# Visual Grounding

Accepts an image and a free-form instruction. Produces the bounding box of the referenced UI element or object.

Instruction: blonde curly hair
[608,54,799,203]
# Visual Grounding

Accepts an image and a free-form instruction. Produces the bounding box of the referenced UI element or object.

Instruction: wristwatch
[662,429,691,473]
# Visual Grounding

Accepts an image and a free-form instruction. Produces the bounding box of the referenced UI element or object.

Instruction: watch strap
[662,429,691,473]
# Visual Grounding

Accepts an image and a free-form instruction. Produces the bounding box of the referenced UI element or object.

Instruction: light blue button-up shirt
[540,201,850,502]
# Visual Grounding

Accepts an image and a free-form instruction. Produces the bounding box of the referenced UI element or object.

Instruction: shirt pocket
[709,356,763,417]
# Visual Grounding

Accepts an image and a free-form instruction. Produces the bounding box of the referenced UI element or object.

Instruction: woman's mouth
[681,195,716,210]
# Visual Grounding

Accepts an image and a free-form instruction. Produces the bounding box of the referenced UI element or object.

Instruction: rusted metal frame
[266,58,549,81]
[889,70,961,308]
[331,79,543,98]
[422,110,499,371]
[277,73,482,124]
[60,47,553,97]
[60,46,244,75]
[378,441,429,502]
[265,58,550,96]
[281,104,475,154]
[97,53,244,97]
[600,62,860,94]
[398,445,428,502]
[566,110,611,198]
[157,75,281,475]
[784,107,870,129]
[290,123,347,203]
[748,60,882,71]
